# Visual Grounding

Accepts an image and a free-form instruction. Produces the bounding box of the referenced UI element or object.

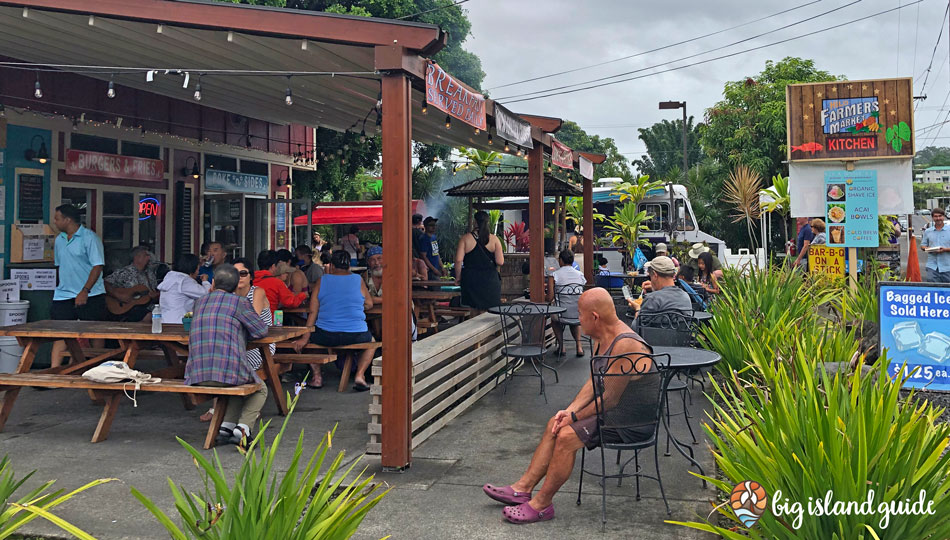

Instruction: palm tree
[760,174,791,244]
[723,165,763,264]
[457,147,502,176]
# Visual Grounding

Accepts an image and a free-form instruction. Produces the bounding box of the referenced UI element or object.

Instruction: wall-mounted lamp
[277,170,291,187]
[24,134,48,164]
[181,156,200,179]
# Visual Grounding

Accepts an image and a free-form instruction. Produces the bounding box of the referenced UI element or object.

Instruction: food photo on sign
[880,282,950,391]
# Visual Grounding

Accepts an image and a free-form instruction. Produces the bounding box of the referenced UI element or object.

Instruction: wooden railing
[367,311,554,454]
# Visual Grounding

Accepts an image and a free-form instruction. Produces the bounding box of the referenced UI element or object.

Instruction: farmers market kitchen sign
[786,78,913,161]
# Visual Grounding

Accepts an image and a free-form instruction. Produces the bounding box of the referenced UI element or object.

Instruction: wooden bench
[0,373,260,449]
[273,342,381,392]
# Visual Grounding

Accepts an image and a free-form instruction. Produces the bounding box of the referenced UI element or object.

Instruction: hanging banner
[824,170,878,247]
[66,149,164,181]
[550,137,574,170]
[425,62,487,131]
[786,78,913,162]
[880,282,950,391]
[493,102,533,149]
[579,156,594,180]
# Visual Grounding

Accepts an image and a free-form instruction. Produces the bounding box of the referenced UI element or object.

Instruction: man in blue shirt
[793,219,815,270]
[50,204,107,367]
[419,216,443,279]
[198,241,227,282]
[922,207,950,283]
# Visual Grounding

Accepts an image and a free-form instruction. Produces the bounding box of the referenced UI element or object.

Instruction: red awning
[293,200,423,226]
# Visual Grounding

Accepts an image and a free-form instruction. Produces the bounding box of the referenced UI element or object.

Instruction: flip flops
[482,484,531,505]
[502,502,555,524]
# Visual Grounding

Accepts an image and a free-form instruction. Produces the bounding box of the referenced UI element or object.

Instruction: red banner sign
[550,137,574,170]
[66,149,164,181]
[425,62,487,130]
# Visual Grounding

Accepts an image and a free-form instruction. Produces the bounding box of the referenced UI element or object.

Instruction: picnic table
[411,279,457,288]
[0,321,309,426]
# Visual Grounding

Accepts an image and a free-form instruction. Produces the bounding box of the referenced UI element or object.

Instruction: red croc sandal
[502,502,555,524]
[482,484,531,505]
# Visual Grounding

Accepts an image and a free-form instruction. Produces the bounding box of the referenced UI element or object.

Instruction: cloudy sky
[464,0,949,168]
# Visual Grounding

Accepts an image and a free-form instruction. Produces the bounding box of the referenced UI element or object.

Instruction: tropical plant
[878,215,898,246]
[603,203,652,262]
[760,174,791,243]
[723,165,763,260]
[671,351,950,540]
[132,397,388,540]
[487,209,502,236]
[632,117,703,180]
[564,196,605,229]
[0,456,113,539]
[503,221,530,252]
[611,175,664,205]
[457,147,502,176]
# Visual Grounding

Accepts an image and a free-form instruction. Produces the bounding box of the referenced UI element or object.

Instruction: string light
[487,132,493,145]
[444,115,451,129]
[0,104,4,117]
[516,146,523,157]
[421,97,428,115]
[474,127,480,135]
[71,117,78,131]
[284,76,293,106]
[503,140,510,152]
[375,110,382,133]
[359,129,367,143]
[33,74,42,99]
[107,74,116,99]
[193,75,202,101]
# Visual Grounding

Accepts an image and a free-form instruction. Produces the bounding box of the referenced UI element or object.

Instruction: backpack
[677,279,708,311]
[82,361,161,407]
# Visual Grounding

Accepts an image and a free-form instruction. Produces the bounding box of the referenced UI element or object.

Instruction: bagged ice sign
[880,283,950,391]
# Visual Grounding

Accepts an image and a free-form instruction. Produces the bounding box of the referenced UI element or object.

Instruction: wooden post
[583,177,594,283]
[380,66,412,470]
[528,145,545,302]
[561,194,568,251]
[552,195,560,252]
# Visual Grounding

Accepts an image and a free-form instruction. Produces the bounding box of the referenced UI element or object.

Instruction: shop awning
[444,173,582,198]
[293,200,422,226]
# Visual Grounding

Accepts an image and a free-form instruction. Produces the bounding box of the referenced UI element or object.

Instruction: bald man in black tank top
[483,288,654,524]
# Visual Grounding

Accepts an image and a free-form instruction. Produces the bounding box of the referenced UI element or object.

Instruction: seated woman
[696,251,720,295]
[545,249,587,357]
[157,253,211,324]
[292,250,375,391]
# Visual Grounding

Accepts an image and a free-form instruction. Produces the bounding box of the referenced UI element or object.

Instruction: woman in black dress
[454,210,504,311]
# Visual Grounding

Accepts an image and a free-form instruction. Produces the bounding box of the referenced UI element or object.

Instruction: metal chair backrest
[553,283,584,321]
[496,302,550,349]
[635,310,695,347]
[589,351,668,443]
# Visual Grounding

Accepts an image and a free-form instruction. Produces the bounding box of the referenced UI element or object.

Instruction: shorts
[310,326,373,347]
[50,294,107,321]
[570,415,653,450]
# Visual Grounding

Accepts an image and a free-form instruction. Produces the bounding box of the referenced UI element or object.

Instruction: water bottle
[202,256,213,268]
[273,310,283,327]
[151,305,163,334]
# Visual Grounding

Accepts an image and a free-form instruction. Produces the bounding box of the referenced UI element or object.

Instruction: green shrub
[0,457,112,539]
[132,397,389,539]
[671,339,950,539]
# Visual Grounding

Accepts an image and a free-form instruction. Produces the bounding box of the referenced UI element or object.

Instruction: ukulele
[105,284,154,315]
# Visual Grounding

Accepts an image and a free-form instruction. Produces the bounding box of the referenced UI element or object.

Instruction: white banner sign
[579,156,594,180]
[789,159,913,217]
[0,280,18,302]
[493,103,533,149]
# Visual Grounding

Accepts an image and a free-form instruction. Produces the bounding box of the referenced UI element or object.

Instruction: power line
[397,0,470,20]
[485,0,822,91]
[499,0,922,105]
[495,0,861,101]
[914,1,949,108]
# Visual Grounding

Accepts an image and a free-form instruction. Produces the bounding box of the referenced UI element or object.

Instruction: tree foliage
[554,121,634,182]
[702,57,840,179]
[915,146,950,169]
[914,182,948,208]
[632,117,702,179]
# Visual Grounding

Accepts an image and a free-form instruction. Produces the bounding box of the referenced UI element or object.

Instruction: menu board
[880,282,950,391]
[824,170,878,247]
[17,174,44,222]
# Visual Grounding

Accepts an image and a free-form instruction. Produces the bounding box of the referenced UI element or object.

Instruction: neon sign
[139,197,160,221]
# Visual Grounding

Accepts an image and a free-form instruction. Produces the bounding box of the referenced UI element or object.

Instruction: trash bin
[0,300,29,327]
[0,337,21,373]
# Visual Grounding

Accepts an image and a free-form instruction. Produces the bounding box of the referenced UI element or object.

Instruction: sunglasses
[238,270,250,277]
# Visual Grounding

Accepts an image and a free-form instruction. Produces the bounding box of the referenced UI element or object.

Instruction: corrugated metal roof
[444,173,582,197]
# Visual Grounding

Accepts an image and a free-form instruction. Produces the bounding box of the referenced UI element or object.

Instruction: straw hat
[688,242,710,259]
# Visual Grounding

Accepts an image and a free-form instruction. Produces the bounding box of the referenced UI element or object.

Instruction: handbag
[82,361,161,407]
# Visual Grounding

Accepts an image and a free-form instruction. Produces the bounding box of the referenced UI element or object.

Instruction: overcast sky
[465,0,949,169]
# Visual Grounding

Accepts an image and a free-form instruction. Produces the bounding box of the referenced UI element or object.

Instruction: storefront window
[103,192,134,273]
[138,193,164,260]
[70,134,118,154]
[60,188,92,227]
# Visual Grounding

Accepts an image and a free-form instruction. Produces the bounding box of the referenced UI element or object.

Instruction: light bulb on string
[487,133,493,145]
[474,127,480,135]
[193,76,202,101]
[107,74,116,99]
[359,130,367,143]
[444,115,451,129]
[284,76,293,106]
[34,74,42,99]
[503,140,510,152]
[516,146,523,157]
[421,97,428,115]
[71,118,78,131]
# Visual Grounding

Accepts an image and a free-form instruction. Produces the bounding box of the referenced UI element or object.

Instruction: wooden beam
[380,69,413,470]
[583,177,594,283]
[8,0,447,52]
[528,145,545,303]
[577,151,607,165]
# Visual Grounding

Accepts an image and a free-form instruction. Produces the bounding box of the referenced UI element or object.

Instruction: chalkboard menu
[17,174,44,222]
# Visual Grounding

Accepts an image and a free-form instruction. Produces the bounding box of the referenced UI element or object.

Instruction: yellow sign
[809,245,845,276]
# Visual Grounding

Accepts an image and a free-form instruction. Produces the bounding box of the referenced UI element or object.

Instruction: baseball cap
[654,243,668,254]
[424,216,438,225]
[644,256,676,276]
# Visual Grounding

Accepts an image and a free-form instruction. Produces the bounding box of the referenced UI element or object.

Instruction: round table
[487,303,566,402]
